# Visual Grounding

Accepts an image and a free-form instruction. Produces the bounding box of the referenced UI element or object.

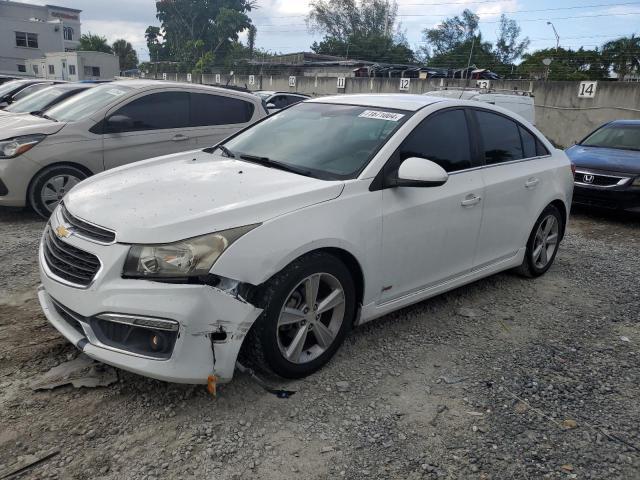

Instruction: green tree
[247,24,257,59]
[112,39,139,71]
[145,26,165,62]
[494,14,530,65]
[307,0,415,63]
[421,9,479,58]
[601,35,640,80]
[518,48,610,81]
[78,33,113,53]
[150,0,257,71]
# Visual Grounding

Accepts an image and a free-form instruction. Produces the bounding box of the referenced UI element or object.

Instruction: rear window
[190,92,254,126]
[474,110,523,164]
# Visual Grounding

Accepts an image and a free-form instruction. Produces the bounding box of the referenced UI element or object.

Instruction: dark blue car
[566,120,640,212]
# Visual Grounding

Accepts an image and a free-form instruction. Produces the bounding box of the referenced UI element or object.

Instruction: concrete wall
[141,73,640,148]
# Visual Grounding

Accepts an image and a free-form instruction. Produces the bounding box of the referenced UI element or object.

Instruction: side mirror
[394,157,448,187]
[266,103,276,109]
[106,114,133,131]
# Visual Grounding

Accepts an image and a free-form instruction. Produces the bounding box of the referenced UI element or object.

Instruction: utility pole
[465,35,476,83]
[547,22,560,52]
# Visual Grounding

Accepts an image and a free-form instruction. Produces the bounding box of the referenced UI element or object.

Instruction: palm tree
[602,34,640,80]
[112,39,139,71]
[78,33,113,54]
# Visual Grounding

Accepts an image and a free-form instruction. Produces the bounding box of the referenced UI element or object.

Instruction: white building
[0,0,81,76]
[26,51,119,81]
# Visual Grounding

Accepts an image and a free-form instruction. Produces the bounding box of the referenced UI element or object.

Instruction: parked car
[0,80,266,217]
[0,79,61,108]
[254,91,310,112]
[37,94,573,385]
[426,89,536,125]
[566,120,640,212]
[0,75,18,85]
[0,83,95,117]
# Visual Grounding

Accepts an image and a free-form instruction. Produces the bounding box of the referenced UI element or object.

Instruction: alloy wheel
[40,174,80,213]
[532,214,559,269]
[276,273,346,364]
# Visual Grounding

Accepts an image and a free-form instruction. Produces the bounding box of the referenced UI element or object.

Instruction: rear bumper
[573,185,640,212]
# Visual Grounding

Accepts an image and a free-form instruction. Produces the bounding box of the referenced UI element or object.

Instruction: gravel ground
[0,206,638,479]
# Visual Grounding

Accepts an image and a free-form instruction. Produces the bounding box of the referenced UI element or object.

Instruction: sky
[18,0,640,62]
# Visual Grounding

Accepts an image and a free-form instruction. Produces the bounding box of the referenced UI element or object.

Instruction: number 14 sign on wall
[578,81,597,98]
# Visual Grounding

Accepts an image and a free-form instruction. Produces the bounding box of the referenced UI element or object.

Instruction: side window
[536,138,549,156]
[190,92,254,126]
[519,126,537,158]
[475,110,523,164]
[284,95,303,107]
[270,95,286,109]
[399,109,472,173]
[107,91,189,133]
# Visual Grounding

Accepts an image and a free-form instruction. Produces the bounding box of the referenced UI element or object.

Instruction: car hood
[566,145,640,174]
[64,150,345,244]
[0,114,65,138]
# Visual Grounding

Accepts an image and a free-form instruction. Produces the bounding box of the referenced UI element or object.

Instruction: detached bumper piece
[50,298,178,360]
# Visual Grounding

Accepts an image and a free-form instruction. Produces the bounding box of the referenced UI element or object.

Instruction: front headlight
[0,134,46,159]
[632,177,640,187]
[122,224,259,279]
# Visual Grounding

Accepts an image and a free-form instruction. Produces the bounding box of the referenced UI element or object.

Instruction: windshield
[223,103,408,179]
[581,124,640,151]
[5,86,66,113]
[0,80,28,98]
[46,83,132,122]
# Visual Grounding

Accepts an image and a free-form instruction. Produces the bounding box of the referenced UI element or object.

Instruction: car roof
[114,79,259,100]
[53,83,96,90]
[609,119,640,126]
[308,94,444,111]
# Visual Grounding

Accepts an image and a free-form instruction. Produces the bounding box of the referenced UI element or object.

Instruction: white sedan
[37,94,573,384]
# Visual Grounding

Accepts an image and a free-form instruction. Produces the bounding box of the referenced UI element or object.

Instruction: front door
[102,91,191,170]
[379,109,484,303]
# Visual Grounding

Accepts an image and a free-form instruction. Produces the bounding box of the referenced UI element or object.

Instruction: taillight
[570,163,576,175]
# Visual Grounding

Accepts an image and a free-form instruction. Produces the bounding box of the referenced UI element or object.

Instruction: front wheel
[243,252,356,379]
[28,165,87,219]
[516,204,563,278]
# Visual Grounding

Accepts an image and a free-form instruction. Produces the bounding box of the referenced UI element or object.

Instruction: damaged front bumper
[38,231,262,384]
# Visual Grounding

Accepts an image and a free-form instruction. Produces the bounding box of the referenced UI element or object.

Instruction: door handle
[525,177,540,189]
[461,194,482,207]
[172,134,189,141]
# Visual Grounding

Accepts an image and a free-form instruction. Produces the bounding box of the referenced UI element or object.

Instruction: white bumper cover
[37,210,262,384]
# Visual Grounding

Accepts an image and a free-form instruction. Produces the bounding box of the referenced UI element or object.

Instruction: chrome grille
[574,171,627,187]
[42,226,101,287]
[61,204,115,244]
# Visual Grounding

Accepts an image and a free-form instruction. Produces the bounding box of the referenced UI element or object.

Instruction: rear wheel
[28,165,87,219]
[243,252,356,378]
[516,204,563,277]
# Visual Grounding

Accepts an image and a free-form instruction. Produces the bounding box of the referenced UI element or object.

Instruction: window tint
[475,110,523,164]
[108,92,189,132]
[189,92,254,126]
[519,126,537,158]
[536,139,549,156]
[399,109,472,173]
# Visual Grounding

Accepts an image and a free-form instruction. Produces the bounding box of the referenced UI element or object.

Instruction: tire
[515,204,563,278]
[242,252,356,379]
[28,165,88,219]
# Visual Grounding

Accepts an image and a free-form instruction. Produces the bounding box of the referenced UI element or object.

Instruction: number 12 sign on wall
[399,78,410,91]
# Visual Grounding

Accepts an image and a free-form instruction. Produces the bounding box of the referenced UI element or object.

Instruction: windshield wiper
[37,113,57,122]
[216,145,236,158]
[238,154,313,177]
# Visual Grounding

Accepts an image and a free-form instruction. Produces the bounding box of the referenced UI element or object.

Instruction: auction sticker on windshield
[359,110,405,121]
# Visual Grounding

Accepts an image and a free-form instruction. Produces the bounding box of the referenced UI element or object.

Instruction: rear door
[188,91,256,148]
[379,108,485,303]
[102,90,190,170]
[471,108,552,268]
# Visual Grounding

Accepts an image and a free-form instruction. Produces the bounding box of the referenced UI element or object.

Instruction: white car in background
[38,94,573,385]
[0,80,265,217]
[425,89,536,125]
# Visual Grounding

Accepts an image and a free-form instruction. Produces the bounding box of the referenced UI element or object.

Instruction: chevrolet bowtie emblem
[55,225,71,239]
